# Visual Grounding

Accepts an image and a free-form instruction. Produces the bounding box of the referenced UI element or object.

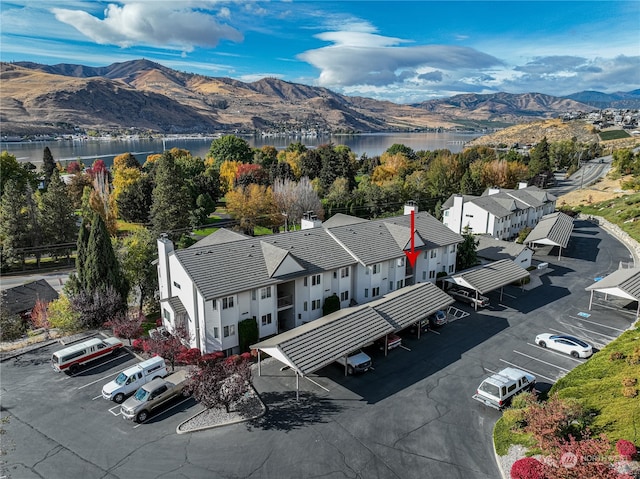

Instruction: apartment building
[441,184,556,240]
[156,208,463,355]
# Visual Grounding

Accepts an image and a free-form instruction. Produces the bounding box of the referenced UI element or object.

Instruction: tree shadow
[246,391,343,432]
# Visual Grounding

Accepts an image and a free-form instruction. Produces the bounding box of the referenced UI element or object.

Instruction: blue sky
[1,1,638,103]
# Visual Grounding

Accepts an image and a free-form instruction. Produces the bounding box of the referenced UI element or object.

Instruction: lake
[2,132,482,169]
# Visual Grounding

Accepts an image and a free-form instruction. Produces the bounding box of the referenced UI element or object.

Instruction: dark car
[429,310,447,327]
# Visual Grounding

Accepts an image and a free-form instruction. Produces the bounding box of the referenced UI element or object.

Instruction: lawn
[599,129,631,141]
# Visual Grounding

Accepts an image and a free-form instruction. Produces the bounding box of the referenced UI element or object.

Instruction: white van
[102,356,168,404]
[472,367,536,409]
[51,337,123,374]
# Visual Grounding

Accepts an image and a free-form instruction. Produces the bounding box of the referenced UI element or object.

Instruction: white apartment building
[441,184,556,240]
[156,209,463,355]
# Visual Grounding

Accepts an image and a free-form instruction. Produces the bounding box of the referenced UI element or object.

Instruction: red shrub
[616,439,637,460]
[240,352,252,361]
[511,457,545,479]
[132,338,145,352]
[155,318,162,327]
[199,353,221,364]
[177,348,202,365]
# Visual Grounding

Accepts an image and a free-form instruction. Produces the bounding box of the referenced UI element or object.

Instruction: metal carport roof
[445,259,530,294]
[585,267,640,318]
[251,282,454,396]
[524,212,574,259]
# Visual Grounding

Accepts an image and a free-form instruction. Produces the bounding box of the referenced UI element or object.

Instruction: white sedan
[535,334,593,358]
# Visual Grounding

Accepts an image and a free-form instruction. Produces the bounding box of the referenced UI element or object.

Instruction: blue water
[2,131,481,168]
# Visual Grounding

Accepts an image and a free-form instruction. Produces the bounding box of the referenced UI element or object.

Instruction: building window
[222,296,234,309]
[173,281,181,289]
[304,301,308,311]
[364,288,369,298]
[429,270,435,279]
[372,287,380,297]
[430,250,436,258]
[252,290,256,300]
[397,258,405,267]
[260,287,271,299]
[333,271,337,278]
[212,300,217,310]
[449,264,454,273]
[163,309,171,321]
[389,281,393,290]
[340,291,349,302]
[422,271,426,280]
[304,277,308,287]
[444,210,449,216]
[311,299,320,310]
[261,313,272,326]
[450,245,456,253]
[223,325,235,337]
[213,327,219,338]
[312,274,321,286]
[341,267,349,278]
[397,280,403,289]
[372,263,381,274]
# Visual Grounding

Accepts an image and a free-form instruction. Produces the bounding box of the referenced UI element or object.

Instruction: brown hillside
[466,119,600,146]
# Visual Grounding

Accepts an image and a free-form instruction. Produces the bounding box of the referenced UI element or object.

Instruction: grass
[575,191,640,241]
[599,130,631,141]
[493,411,536,456]
[549,328,640,442]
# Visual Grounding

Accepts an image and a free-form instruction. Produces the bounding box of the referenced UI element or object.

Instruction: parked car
[102,356,168,404]
[535,334,593,358]
[376,333,402,351]
[410,310,448,333]
[448,287,490,308]
[334,349,372,375]
[51,337,123,374]
[120,370,190,423]
[473,367,536,409]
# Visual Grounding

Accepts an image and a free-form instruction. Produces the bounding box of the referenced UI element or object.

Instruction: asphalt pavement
[1,219,636,479]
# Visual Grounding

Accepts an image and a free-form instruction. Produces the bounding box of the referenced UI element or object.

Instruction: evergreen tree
[0,181,28,268]
[83,213,128,301]
[42,147,56,187]
[116,174,154,223]
[150,151,192,239]
[528,137,551,176]
[117,227,158,314]
[207,135,254,170]
[38,170,77,252]
[456,227,479,271]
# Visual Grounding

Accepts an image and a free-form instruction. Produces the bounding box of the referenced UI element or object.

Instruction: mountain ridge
[1,59,609,136]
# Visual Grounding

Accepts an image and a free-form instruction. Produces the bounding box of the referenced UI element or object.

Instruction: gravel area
[177,387,266,433]
[496,444,529,478]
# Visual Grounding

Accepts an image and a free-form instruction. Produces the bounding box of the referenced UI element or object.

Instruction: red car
[376,333,402,351]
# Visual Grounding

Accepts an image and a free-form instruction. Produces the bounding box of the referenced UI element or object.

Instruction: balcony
[277,294,293,309]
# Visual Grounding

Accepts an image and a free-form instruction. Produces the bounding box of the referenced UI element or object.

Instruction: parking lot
[2,219,638,479]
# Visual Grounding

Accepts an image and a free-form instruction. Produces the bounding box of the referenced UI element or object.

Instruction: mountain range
[1,59,637,136]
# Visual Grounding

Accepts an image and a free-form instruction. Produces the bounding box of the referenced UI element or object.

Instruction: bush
[609,351,625,361]
[177,348,202,365]
[621,377,637,387]
[621,387,637,398]
[510,457,545,479]
[0,312,26,341]
[625,347,640,365]
[616,439,637,460]
[132,338,145,352]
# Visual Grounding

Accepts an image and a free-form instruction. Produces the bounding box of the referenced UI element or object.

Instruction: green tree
[150,151,192,239]
[528,137,551,176]
[116,173,154,223]
[38,170,77,258]
[238,318,259,353]
[456,227,479,271]
[386,143,416,161]
[83,212,129,303]
[0,180,28,268]
[0,290,26,340]
[47,295,81,333]
[207,135,254,170]
[117,227,158,314]
[323,294,341,315]
[612,148,635,176]
[42,147,57,187]
[0,151,36,197]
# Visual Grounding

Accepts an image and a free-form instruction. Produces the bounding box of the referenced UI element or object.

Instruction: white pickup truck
[473,367,536,409]
[121,369,190,423]
[102,356,167,404]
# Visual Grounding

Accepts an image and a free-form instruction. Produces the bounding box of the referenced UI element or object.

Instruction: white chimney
[488,187,501,195]
[518,182,529,190]
[157,234,174,301]
[301,211,322,230]
[404,200,418,215]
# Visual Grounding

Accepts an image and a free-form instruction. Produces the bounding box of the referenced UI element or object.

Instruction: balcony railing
[277,295,293,308]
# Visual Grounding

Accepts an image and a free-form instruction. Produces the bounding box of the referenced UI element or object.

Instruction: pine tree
[0,180,28,268]
[150,151,191,239]
[83,213,128,301]
[42,147,56,187]
[38,170,77,252]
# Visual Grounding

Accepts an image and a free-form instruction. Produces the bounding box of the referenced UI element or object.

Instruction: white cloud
[298,31,502,88]
[51,2,243,52]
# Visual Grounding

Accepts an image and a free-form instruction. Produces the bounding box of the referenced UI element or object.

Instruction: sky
[1,1,639,104]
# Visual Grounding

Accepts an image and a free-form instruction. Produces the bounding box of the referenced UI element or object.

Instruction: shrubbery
[510,457,544,479]
[616,439,637,460]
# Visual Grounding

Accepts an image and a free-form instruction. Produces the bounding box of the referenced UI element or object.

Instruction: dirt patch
[556,175,634,208]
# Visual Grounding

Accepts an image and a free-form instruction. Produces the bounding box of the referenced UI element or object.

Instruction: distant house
[475,235,534,269]
[441,184,556,240]
[2,279,59,320]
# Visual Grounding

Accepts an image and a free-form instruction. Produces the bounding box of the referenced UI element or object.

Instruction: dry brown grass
[556,175,635,208]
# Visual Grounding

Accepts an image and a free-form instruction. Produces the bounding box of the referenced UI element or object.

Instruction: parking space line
[399,345,411,351]
[526,343,584,363]
[109,405,121,416]
[499,359,558,383]
[590,301,638,316]
[92,394,103,401]
[556,322,616,340]
[132,396,191,429]
[513,350,570,372]
[77,372,117,389]
[483,368,497,374]
[567,316,627,332]
[549,328,607,349]
[501,292,517,299]
[428,329,441,335]
[305,376,330,392]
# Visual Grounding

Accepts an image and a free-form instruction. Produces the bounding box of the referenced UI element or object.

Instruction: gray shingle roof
[191,228,249,248]
[174,227,357,300]
[2,279,59,315]
[251,282,453,376]
[448,259,530,294]
[322,213,369,228]
[161,296,187,315]
[326,211,463,265]
[476,235,532,262]
[524,212,574,248]
[585,267,640,300]
[468,195,517,218]
[505,189,545,208]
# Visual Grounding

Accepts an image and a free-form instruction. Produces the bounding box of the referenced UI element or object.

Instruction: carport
[251,282,453,398]
[524,211,574,260]
[444,259,531,310]
[585,267,640,320]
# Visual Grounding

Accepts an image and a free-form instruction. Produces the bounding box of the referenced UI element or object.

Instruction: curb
[175,385,267,434]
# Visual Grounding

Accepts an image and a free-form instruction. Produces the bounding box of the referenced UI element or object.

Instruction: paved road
[549,156,612,198]
[1,220,635,479]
